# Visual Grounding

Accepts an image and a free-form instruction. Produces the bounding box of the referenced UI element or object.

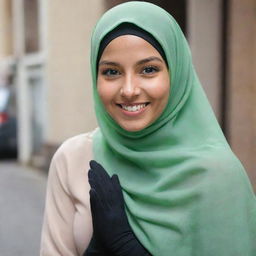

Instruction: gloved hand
[83,235,109,256]
[86,160,151,256]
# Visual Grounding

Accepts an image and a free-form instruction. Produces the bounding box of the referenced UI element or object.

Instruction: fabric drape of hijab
[90,2,256,255]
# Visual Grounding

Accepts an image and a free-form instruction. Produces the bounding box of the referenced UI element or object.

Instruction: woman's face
[97,35,170,132]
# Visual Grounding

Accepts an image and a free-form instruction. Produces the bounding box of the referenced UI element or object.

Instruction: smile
[117,103,149,112]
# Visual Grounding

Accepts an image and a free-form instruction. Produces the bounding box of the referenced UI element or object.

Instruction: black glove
[83,235,109,256]
[86,160,151,256]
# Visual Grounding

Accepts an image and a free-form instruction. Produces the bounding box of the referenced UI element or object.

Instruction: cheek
[97,81,114,106]
[156,87,170,113]
[147,77,170,102]
[156,83,170,100]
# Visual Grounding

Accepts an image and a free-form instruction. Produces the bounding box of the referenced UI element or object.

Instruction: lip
[116,102,149,106]
[116,102,149,117]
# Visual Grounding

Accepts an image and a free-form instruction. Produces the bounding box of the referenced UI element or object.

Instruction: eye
[141,66,159,75]
[101,68,121,77]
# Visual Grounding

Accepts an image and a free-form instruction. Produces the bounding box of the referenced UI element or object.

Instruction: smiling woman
[40,2,256,256]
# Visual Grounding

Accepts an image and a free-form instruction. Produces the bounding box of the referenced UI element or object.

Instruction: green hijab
[90,2,256,255]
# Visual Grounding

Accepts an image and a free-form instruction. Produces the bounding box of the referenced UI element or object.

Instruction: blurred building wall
[0,0,12,58]
[227,0,256,189]
[46,0,104,145]
[187,0,222,120]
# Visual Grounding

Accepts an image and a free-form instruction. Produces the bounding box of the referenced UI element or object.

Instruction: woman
[40,2,256,256]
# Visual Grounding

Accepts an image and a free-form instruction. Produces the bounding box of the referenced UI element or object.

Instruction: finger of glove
[90,161,122,210]
[111,174,125,206]
[88,169,102,190]
[89,188,105,220]
[111,174,121,188]
[88,169,95,187]
[89,163,115,203]
[88,170,104,196]
[88,168,111,206]
[88,169,112,193]
[90,161,112,186]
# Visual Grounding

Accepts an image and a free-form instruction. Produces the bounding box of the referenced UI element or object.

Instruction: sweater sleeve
[40,148,79,256]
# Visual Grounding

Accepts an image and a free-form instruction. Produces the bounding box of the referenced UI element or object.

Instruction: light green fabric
[90,2,256,255]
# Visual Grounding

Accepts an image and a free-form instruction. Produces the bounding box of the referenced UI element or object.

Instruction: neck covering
[90,2,256,255]
[97,22,168,67]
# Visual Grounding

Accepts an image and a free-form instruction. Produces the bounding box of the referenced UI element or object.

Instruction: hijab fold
[90,2,256,255]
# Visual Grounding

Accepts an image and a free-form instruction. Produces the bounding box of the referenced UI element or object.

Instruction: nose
[120,75,140,99]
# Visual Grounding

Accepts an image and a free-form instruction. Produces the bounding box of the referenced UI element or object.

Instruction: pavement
[0,159,47,256]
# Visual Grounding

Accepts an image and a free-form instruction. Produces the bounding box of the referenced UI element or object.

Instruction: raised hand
[86,160,151,256]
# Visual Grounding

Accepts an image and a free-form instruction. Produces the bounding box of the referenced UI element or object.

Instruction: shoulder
[49,129,98,180]
[47,129,98,196]
[52,129,97,164]
[57,130,95,154]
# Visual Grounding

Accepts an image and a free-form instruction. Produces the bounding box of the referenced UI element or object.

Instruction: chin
[119,122,148,132]
[124,127,143,132]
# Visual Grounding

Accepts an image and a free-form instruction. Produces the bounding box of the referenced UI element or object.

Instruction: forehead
[100,35,162,59]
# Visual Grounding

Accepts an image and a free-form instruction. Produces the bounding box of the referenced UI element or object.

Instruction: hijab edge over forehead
[96,22,168,68]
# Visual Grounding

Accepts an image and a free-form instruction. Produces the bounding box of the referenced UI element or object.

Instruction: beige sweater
[40,132,95,256]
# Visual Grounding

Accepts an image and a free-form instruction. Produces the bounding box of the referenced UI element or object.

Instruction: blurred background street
[0,158,47,256]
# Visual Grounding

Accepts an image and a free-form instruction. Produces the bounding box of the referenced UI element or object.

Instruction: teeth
[121,103,147,112]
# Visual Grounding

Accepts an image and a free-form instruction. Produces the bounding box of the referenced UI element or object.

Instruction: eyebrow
[98,56,163,67]
[137,56,163,65]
